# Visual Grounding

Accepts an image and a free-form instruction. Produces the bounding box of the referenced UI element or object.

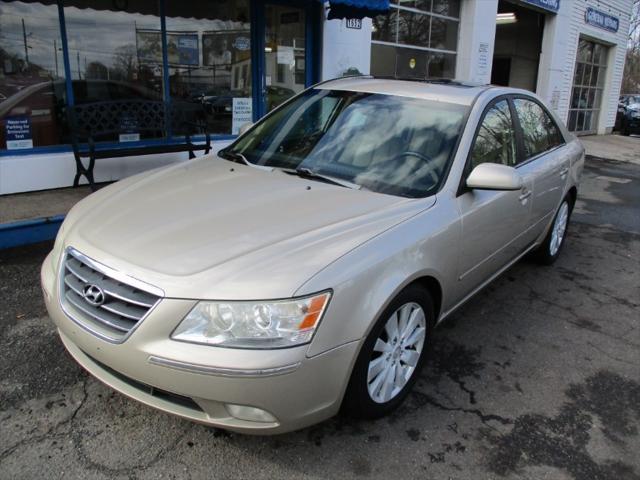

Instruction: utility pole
[54,39,59,78]
[22,18,29,64]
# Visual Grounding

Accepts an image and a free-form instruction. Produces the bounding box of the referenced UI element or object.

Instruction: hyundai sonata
[41,77,584,434]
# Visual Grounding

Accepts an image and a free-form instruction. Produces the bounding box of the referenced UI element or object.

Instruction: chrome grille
[60,249,161,342]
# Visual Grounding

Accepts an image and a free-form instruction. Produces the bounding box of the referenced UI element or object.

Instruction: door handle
[559,167,569,178]
[519,189,532,202]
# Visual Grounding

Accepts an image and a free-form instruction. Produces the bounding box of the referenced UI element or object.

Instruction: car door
[455,97,534,297]
[512,97,569,241]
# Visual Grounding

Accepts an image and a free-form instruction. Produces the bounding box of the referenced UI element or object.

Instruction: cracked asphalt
[1,153,639,480]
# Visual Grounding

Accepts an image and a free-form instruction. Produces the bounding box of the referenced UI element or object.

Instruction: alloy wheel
[549,201,569,256]
[367,302,427,403]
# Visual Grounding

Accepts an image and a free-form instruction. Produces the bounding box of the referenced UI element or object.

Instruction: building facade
[0,0,633,194]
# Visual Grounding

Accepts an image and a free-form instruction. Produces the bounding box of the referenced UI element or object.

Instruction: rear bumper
[42,252,358,434]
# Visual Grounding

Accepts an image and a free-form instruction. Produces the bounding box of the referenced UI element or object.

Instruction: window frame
[457,94,521,196]
[0,0,322,157]
[510,94,567,167]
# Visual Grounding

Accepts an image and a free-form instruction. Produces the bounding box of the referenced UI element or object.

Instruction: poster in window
[5,116,33,149]
[136,30,199,66]
[202,31,251,69]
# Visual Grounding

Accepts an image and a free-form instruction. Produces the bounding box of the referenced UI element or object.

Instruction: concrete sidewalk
[0,186,92,224]
[580,133,640,165]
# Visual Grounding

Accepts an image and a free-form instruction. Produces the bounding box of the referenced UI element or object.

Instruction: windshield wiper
[218,149,273,171]
[286,167,361,190]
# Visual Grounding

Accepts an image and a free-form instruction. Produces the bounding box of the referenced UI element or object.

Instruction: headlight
[171,292,331,349]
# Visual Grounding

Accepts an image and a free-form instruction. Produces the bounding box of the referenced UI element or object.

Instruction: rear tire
[342,284,435,419]
[533,195,573,265]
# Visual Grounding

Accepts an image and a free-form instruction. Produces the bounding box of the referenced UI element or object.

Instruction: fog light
[225,404,277,423]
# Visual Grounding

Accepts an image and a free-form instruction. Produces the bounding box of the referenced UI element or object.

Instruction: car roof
[315,76,492,106]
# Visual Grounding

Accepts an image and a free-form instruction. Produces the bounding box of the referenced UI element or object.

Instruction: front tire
[342,284,435,419]
[533,195,573,265]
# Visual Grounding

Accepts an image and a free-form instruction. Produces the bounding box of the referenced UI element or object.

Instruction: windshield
[225,89,468,198]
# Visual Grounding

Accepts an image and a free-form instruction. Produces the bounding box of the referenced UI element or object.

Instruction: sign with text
[585,7,619,33]
[346,18,362,29]
[119,115,140,143]
[5,116,33,150]
[232,98,252,135]
[521,0,559,13]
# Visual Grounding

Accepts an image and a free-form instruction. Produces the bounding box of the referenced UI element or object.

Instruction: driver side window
[470,100,517,169]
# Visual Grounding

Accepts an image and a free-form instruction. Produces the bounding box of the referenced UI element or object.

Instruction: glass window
[264,5,306,112]
[470,100,517,169]
[165,0,251,135]
[0,1,65,149]
[514,98,563,157]
[371,1,458,80]
[568,38,607,133]
[398,11,430,47]
[429,17,457,51]
[226,89,468,198]
[62,0,165,143]
[432,0,460,17]
[372,11,398,43]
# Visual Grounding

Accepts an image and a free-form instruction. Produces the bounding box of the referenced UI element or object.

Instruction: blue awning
[326,0,390,19]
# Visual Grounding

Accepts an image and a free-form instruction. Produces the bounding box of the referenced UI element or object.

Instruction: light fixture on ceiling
[496,12,517,24]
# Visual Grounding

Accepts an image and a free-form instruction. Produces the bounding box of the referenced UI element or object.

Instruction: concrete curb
[0,215,64,250]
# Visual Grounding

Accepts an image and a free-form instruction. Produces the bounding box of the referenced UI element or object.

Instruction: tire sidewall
[537,196,573,264]
[342,284,435,418]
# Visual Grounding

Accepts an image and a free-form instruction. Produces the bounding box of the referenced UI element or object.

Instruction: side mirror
[238,122,253,136]
[466,163,523,191]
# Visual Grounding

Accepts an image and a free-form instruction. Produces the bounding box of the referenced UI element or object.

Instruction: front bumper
[42,252,358,434]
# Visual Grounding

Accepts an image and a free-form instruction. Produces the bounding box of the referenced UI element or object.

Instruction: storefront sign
[584,7,619,33]
[345,18,362,29]
[232,98,252,135]
[521,0,560,13]
[5,116,33,150]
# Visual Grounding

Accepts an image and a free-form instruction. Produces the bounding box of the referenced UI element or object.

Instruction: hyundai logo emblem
[82,284,105,306]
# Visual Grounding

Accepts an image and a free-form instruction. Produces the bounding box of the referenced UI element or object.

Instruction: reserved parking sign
[5,116,33,150]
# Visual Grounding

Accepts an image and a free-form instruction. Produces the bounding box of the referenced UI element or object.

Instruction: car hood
[63,156,435,299]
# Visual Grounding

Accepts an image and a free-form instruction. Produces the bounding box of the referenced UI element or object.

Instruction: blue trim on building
[159,0,173,137]
[0,215,65,250]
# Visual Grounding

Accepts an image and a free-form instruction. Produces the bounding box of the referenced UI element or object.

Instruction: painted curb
[0,215,65,250]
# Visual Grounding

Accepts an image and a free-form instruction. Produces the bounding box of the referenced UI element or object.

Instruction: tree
[621,0,640,93]
[86,61,108,80]
[111,44,138,81]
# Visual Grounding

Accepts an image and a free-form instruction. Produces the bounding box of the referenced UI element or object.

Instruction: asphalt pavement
[0,152,638,480]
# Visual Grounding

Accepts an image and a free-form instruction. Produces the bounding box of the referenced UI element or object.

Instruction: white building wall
[455,0,499,85]
[0,143,228,195]
[320,7,373,79]
[569,0,631,133]
[528,0,631,133]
